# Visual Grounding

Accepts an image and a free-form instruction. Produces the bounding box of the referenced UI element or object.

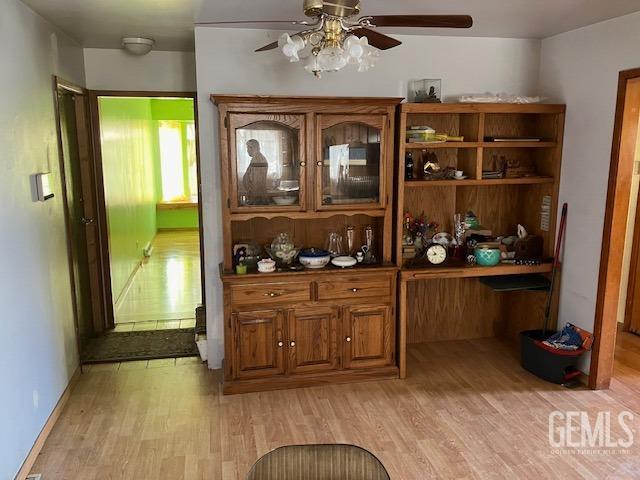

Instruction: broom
[543,203,568,336]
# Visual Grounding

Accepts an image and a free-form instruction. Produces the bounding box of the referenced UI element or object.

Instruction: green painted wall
[151,98,199,229]
[99,97,158,301]
[157,208,199,229]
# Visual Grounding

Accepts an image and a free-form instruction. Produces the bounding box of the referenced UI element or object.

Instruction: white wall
[195,27,542,367]
[0,0,86,477]
[540,11,640,370]
[83,48,196,91]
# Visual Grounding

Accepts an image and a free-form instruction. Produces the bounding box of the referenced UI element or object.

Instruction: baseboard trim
[157,227,199,232]
[14,366,81,480]
[113,260,143,312]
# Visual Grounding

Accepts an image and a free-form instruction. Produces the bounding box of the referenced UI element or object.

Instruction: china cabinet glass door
[229,113,306,212]
[316,115,386,210]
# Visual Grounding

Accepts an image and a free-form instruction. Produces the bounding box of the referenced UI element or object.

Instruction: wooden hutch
[395,103,566,377]
[213,95,402,394]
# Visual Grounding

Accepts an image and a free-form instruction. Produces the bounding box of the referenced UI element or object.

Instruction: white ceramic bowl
[299,254,331,269]
[272,196,297,206]
[331,256,357,268]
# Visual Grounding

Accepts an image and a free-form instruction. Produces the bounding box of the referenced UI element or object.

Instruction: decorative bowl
[298,248,331,269]
[331,256,357,268]
[272,195,297,206]
[474,246,501,266]
[257,258,276,273]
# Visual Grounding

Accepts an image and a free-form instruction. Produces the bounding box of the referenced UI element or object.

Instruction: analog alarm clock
[426,243,447,265]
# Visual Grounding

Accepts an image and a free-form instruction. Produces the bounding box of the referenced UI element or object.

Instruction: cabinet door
[232,310,285,380]
[287,307,339,374]
[228,113,307,212]
[343,305,393,369]
[316,114,387,210]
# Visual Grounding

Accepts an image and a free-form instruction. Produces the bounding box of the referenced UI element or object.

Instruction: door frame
[591,67,640,389]
[53,76,109,346]
[87,90,205,329]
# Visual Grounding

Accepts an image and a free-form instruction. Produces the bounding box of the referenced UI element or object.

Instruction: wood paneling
[407,278,500,343]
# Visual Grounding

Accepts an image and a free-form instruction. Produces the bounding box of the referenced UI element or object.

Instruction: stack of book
[482,170,503,179]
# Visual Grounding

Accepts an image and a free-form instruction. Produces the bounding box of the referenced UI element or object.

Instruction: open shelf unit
[395,103,566,378]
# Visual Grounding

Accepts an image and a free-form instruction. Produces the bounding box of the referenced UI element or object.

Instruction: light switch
[35,173,54,201]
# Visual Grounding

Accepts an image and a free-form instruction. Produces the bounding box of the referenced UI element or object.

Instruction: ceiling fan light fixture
[279,33,305,62]
[122,37,155,55]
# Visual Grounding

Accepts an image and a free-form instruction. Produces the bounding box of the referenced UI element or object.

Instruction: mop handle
[544,203,568,325]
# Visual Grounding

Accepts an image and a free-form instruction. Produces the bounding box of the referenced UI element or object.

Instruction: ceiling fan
[197,0,473,77]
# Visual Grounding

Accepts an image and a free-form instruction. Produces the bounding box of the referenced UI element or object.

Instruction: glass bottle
[405,152,414,180]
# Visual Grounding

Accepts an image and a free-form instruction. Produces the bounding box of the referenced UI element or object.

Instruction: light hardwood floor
[115,230,202,325]
[31,334,640,479]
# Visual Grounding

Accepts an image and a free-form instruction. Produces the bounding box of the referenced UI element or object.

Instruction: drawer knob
[264,292,279,298]
[346,336,352,342]
[352,288,358,292]
[316,161,323,166]
[300,161,306,167]
[290,341,296,347]
[277,341,283,347]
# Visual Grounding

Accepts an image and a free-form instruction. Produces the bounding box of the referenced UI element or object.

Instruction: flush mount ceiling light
[198,0,472,78]
[122,37,155,55]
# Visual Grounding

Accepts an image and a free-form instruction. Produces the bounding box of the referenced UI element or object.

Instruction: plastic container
[520,330,585,384]
[406,126,436,143]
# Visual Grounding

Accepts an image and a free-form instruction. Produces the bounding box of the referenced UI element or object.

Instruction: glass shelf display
[319,120,383,208]
[233,119,303,209]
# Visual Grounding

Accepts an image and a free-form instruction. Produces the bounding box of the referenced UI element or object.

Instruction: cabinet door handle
[351,288,358,293]
[316,161,323,166]
[290,341,296,347]
[346,336,352,342]
[300,161,306,167]
[264,292,280,297]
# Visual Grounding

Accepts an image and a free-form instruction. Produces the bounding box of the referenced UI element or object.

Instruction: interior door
[343,304,393,369]
[287,306,339,374]
[228,113,307,212]
[316,114,387,211]
[56,84,106,352]
[232,310,285,379]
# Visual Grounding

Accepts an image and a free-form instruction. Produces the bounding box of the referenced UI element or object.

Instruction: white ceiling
[22,0,640,52]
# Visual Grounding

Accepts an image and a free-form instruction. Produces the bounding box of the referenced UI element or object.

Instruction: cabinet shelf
[404,141,557,150]
[230,209,387,221]
[399,263,553,281]
[404,177,554,188]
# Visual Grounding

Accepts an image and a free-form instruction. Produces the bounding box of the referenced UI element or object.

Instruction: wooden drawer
[231,282,312,307]
[316,275,392,301]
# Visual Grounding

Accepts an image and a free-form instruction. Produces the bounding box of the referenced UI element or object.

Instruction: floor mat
[82,328,198,363]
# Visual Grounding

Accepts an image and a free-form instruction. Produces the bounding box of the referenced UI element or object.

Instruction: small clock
[426,243,447,265]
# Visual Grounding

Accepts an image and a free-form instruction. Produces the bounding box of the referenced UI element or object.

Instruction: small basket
[520,330,586,384]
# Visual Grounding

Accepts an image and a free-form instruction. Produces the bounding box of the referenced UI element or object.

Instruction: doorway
[592,70,640,388]
[54,78,105,357]
[80,91,204,362]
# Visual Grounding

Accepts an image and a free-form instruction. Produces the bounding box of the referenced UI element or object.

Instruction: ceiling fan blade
[255,41,279,52]
[351,27,401,50]
[196,20,304,26]
[368,15,473,29]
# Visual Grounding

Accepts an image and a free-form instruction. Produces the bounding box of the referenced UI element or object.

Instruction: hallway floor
[115,230,201,327]
[32,333,640,479]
